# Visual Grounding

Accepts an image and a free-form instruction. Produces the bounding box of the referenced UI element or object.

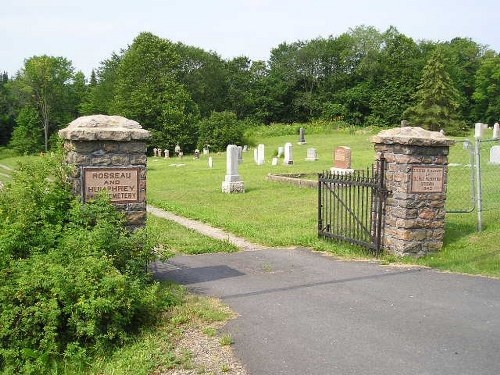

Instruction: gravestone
[194,149,200,159]
[157,148,162,157]
[237,146,243,164]
[298,127,306,144]
[490,146,500,164]
[254,149,259,164]
[175,144,181,156]
[475,123,484,139]
[59,115,150,230]
[278,146,284,158]
[284,142,294,165]
[164,149,170,159]
[305,147,318,161]
[257,144,265,165]
[203,147,209,155]
[372,127,454,256]
[222,145,245,193]
[272,157,279,166]
[493,122,499,139]
[243,145,248,152]
[178,151,183,159]
[333,146,352,169]
[208,156,213,168]
[153,148,158,157]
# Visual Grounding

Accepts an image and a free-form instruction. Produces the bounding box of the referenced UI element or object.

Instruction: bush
[0,154,172,373]
[197,111,249,152]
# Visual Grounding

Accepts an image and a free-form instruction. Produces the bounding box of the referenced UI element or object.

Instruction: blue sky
[2,0,499,77]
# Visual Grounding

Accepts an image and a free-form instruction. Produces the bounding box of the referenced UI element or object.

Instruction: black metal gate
[318,158,387,254]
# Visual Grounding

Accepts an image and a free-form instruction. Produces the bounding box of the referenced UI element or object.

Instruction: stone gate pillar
[59,115,150,229]
[372,127,454,256]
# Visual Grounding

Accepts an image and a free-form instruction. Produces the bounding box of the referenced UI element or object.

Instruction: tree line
[1,25,499,153]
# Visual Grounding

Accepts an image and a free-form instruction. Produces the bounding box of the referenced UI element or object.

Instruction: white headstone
[277,146,284,158]
[254,149,259,164]
[222,144,245,193]
[153,148,158,157]
[164,149,170,159]
[284,142,294,165]
[157,148,162,157]
[257,144,265,165]
[208,156,213,168]
[203,147,209,155]
[493,122,499,139]
[243,145,248,152]
[475,123,484,139]
[490,146,500,165]
[305,147,318,161]
[272,157,279,166]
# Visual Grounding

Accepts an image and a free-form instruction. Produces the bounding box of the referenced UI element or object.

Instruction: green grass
[147,213,238,257]
[147,128,500,277]
[85,286,235,375]
[148,130,379,250]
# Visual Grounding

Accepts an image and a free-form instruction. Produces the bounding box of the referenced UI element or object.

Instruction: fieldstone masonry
[372,127,454,256]
[59,115,150,230]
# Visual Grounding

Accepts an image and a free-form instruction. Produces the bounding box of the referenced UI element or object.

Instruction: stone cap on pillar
[371,127,454,147]
[59,115,150,141]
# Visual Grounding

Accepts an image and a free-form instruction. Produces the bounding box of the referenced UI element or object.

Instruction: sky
[1,0,499,77]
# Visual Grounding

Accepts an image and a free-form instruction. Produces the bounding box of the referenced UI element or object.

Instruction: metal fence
[318,159,386,254]
[446,136,500,230]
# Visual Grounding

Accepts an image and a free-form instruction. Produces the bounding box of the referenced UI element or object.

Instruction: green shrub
[0,154,173,373]
[197,111,250,152]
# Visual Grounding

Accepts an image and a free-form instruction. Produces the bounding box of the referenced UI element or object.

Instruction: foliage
[197,111,249,152]
[8,106,44,154]
[403,49,466,134]
[472,54,500,124]
[80,53,122,115]
[0,72,16,146]
[111,32,200,153]
[9,55,76,152]
[0,154,170,373]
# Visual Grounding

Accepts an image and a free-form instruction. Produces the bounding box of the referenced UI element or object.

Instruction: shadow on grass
[443,218,477,246]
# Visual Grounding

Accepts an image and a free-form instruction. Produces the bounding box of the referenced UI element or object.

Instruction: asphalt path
[153,248,500,375]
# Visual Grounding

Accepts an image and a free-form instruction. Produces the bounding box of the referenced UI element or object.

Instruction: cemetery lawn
[148,127,500,278]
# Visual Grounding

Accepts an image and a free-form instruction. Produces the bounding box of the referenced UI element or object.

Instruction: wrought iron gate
[318,158,387,254]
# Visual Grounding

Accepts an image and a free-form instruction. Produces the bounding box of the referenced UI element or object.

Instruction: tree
[111,32,200,152]
[80,53,122,115]
[10,56,75,151]
[441,38,484,122]
[175,43,229,118]
[0,72,16,146]
[197,111,247,152]
[8,106,43,153]
[403,49,465,133]
[472,54,500,124]
[369,29,425,126]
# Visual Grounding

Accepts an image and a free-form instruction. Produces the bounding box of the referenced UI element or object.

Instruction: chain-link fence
[446,136,500,230]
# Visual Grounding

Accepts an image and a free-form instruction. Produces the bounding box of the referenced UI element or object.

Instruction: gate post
[59,115,150,230]
[372,127,454,256]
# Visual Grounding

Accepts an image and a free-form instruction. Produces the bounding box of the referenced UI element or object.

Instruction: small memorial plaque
[334,146,352,169]
[82,167,140,203]
[410,166,445,193]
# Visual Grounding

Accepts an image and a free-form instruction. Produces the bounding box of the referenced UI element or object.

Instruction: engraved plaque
[334,146,352,169]
[82,167,140,203]
[410,166,444,193]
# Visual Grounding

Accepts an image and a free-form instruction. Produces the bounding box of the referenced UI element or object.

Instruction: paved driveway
[153,248,500,375]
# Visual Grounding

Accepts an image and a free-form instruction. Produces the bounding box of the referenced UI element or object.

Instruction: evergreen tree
[403,49,465,134]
